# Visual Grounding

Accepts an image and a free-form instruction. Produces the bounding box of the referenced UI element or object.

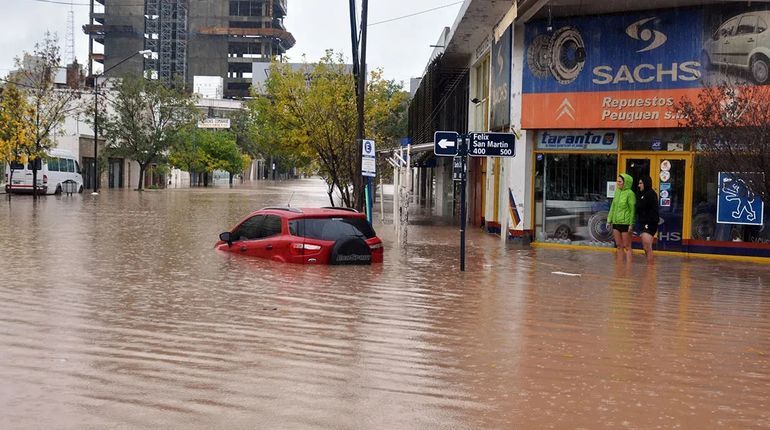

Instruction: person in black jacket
[636,175,659,263]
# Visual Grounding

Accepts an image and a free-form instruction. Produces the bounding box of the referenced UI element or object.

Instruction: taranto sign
[522,5,770,128]
[536,130,618,150]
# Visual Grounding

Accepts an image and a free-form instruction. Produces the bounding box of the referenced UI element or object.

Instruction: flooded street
[1,178,769,429]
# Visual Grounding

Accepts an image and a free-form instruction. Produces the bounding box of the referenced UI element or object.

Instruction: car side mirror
[219,231,232,246]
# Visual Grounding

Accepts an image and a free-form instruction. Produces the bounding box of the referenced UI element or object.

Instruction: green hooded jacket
[608,173,636,226]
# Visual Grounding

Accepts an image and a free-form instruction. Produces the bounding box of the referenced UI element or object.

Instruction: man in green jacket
[607,173,636,262]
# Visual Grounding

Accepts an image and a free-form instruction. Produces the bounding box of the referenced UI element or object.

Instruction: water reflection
[1,179,769,429]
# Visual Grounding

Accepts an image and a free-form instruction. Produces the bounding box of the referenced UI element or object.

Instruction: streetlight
[92,49,152,195]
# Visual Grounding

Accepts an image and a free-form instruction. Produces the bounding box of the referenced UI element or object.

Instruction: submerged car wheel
[751,55,770,84]
[329,237,372,265]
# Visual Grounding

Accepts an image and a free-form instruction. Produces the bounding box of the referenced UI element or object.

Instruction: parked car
[702,10,770,84]
[216,207,384,265]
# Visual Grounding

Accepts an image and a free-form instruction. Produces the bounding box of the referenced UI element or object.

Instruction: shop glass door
[621,155,692,251]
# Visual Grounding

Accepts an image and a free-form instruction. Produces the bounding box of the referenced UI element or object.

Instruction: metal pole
[92,81,98,193]
[460,137,467,272]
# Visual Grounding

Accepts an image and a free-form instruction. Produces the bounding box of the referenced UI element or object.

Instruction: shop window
[691,156,769,243]
[535,154,617,244]
[621,129,691,151]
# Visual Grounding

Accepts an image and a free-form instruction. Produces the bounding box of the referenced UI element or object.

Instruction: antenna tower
[65,1,76,64]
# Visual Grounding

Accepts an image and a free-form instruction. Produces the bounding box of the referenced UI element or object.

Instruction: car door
[716,17,738,64]
[731,14,758,67]
[229,215,266,256]
[254,215,287,260]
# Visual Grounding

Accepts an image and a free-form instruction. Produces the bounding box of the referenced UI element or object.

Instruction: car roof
[254,207,365,220]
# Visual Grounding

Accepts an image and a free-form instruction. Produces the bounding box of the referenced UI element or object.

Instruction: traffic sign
[468,132,515,157]
[362,139,376,177]
[434,131,459,156]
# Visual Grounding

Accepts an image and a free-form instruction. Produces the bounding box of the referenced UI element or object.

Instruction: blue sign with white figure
[717,172,764,225]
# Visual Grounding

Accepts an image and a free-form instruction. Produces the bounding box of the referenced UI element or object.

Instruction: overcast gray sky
[0,0,462,86]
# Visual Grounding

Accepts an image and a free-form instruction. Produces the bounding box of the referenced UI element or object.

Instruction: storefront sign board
[717,172,765,226]
[536,130,617,150]
[522,5,770,129]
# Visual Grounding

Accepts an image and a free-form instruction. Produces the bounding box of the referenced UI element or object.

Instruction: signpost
[361,139,376,223]
[433,131,516,271]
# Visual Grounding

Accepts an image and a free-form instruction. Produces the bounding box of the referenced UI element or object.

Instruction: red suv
[216,207,384,264]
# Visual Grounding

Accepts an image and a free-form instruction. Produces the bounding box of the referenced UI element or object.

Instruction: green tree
[168,126,207,186]
[0,84,35,194]
[169,128,244,186]
[247,51,408,206]
[198,130,243,185]
[11,33,82,197]
[100,74,199,190]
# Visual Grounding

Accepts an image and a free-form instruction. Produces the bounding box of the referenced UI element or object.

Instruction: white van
[5,149,84,195]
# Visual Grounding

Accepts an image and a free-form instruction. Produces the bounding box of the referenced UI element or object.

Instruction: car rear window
[289,217,376,240]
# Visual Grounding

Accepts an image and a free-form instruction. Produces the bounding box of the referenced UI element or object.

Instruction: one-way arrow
[437,138,455,149]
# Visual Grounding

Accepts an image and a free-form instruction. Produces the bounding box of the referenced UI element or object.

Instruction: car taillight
[290,243,322,255]
[42,175,48,184]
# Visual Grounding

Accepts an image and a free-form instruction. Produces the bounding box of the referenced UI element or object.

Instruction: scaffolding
[144,0,188,83]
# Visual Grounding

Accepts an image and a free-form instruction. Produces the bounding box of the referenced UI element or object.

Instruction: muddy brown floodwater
[1,178,769,429]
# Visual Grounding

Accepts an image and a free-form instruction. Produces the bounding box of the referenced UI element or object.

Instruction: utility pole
[349,0,368,211]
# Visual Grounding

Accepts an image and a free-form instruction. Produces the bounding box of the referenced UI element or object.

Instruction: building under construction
[84,0,295,98]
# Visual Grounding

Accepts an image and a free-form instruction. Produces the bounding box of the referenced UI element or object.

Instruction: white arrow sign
[437,138,456,149]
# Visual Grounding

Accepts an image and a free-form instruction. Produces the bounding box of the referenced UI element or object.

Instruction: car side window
[758,17,768,33]
[719,18,738,40]
[736,15,757,36]
[66,159,75,173]
[232,215,264,241]
[48,157,60,172]
[258,215,282,239]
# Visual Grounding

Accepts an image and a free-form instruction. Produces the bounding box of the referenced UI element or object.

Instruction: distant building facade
[84,0,295,98]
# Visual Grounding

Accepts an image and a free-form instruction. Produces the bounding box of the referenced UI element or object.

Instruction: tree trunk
[7,168,14,200]
[32,164,38,199]
[229,172,234,185]
[137,165,146,191]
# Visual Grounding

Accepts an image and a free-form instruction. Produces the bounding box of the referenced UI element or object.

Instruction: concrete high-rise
[84,0,295,98]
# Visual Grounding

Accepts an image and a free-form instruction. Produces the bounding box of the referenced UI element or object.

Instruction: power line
[369,1,463,27]
[28,0,89,5]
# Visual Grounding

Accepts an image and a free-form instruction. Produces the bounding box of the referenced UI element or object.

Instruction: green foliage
[247,51,409,206]
[100,74,199,190]
[169,127,245,186]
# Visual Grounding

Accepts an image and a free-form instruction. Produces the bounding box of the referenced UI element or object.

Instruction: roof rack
[260,207,303,213]
[321,207,359,213]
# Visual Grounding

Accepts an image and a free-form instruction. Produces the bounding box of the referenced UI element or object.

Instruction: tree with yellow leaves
[0,83,35,195]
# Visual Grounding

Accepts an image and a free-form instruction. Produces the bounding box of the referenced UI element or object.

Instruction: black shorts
[613,224,630,233]
[640,223,658,236]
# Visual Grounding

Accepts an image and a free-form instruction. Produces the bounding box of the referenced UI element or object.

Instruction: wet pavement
[1,178,769,429]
